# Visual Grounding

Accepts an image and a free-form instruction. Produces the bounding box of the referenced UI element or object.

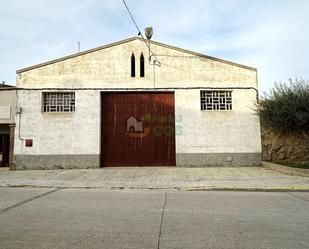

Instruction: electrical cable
[121,0,161,66]
[0,86,259,101]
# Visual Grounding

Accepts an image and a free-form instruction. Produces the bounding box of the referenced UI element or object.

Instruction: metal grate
[200,91,232,111]
[43,92,75,112]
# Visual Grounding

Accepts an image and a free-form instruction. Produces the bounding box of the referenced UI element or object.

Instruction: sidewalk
[0,167,308,191]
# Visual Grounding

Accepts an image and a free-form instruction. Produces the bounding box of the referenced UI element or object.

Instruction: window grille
[43,92,75,112]
[200,91,232,111]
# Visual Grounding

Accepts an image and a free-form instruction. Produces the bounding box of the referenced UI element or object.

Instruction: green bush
[258,78,309,133]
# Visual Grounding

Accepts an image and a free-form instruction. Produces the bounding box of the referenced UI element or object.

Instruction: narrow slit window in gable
[131,53,135,77]
[140,53,145,77]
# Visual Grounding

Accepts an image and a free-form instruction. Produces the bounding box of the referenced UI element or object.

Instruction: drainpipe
[16,107,24,141]
[9,124,16,170]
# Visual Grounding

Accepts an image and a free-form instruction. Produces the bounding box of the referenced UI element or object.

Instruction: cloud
[0,0,308,92]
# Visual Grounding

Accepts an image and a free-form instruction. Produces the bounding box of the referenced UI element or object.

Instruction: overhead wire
[121,0,161,66]
[0,86,259,101]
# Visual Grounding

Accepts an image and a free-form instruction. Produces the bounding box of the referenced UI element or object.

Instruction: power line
[0,86,259,100]
[121,0,161,66]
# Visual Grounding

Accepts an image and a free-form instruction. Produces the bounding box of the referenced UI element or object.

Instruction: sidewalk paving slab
[0,167,308,191]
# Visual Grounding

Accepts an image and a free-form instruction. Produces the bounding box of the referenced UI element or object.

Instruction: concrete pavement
[0,167,308,191]
[0,187,308,249]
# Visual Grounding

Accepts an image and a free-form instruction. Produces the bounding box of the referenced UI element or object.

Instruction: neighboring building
[14,37,261,169]
[0,83,16,168]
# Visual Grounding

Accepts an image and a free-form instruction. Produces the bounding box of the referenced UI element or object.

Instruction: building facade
[14,37,262,169]
[0,84,16,168]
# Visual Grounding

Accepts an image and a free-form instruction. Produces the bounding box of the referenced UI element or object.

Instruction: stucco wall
[14,38,261,168]
[17,39,257,89]
[0,89,16,124]
[14,90,100,155]
[175,89,261,154]
[175,89,261,166]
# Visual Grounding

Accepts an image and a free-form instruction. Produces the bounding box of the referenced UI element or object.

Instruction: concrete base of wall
[14,153,262,170]
[14,155,100,170]
[176,153,262,167]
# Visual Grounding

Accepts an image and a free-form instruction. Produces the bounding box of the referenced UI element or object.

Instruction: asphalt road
[0,187,308,249]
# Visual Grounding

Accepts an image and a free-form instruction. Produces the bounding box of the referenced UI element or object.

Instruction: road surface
[0,187,308,249]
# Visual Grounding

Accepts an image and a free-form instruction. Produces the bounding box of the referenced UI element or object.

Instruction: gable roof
[0,83,16,88]
[17,37,256,73]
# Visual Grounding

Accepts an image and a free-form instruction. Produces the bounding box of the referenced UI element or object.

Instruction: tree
[258,78,309,133]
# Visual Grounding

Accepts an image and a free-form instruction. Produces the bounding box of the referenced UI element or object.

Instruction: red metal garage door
[101,92,176,166]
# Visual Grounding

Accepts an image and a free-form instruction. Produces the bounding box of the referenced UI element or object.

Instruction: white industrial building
[13,36,261,169]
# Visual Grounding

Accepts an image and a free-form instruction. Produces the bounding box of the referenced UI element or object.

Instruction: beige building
[0,83,16,168]
[14,37,261,169]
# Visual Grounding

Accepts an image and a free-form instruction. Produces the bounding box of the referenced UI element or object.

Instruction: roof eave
[16,36,138,74]
[16,36,256,74]
[141,38,256,71]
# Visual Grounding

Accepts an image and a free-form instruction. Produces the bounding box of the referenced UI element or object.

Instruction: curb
[1,184,309,192]
[262,162,309,177]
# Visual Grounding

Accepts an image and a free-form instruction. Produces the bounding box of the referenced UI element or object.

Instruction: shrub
[258,78,309,133]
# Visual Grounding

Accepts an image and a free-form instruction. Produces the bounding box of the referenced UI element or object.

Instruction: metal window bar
[43,92,75,112]
[201,91,232,111]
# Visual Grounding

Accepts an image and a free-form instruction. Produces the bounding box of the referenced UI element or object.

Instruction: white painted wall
[14,90,100,155]
[175,89,261,154]
[17,38,257,89]
[0,90,16,124]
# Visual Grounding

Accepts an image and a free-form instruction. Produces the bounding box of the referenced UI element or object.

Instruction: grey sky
[1,0,308,92]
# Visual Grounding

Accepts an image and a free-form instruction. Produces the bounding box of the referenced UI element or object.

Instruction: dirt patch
[261,125,309,161]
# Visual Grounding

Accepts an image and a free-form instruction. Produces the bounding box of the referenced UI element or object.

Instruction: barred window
[43,92,75,112]
[200,91,232,111]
